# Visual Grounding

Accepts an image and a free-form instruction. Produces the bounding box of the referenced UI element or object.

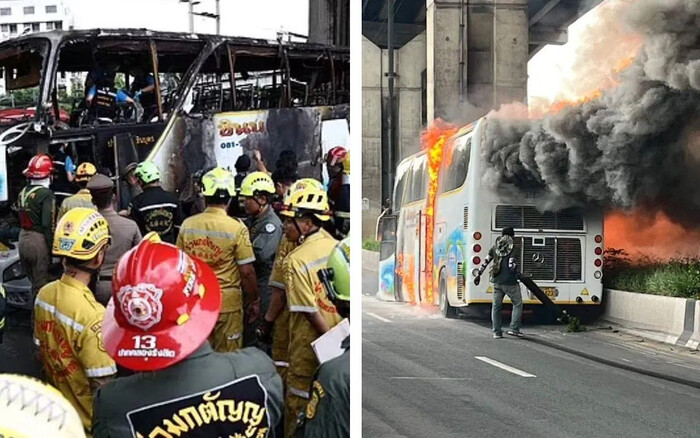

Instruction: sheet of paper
[311,318,350,364]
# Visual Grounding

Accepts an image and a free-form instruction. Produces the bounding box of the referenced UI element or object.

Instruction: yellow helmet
[0,374,86,438]
[53,208,110,260]
[342,151,350,175]
[281,185,331,222]
[201,167,236,199]
[75,162,97,183]
[240,171,275,197]
[283,178,325,204]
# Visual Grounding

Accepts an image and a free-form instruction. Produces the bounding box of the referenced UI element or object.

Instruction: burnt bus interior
[0,29,349,210]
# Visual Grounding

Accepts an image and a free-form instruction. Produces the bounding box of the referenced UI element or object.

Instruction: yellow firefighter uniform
[268,236,297,385]
[177,207,255,352]
[33,274,117,430]
[283,228,342,437]
[58,189,95,221]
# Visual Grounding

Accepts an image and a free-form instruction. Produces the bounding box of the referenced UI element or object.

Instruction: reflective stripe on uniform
[269,280,285,290]
[85,365,117,378]
[237,257,255,265]
[138,203,178,212]
[179,228,237,240]
[289,387,310,399]
[302,256,329,274]
[335,211,351,219]
[53,191,74,197]
[289,305,317,313]
[34,298,85,332]
[274,361,289,367]
[33,337,40,346]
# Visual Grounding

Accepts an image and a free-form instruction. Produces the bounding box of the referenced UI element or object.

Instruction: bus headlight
[594,271,602,279]
[472,268,480,278]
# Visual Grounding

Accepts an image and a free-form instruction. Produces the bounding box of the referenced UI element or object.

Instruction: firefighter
[257,179,327,382]
[93,234,283,437]
[128,161,183,244]
[176,167,259,353]
[87,174,142,306]
[280,184,342,437]
[50,143,77,207]
[17,153,56,302]
[239,171,283,346]
[0,374,86,438]
[33,208,117,432]
[325,146,350,239]
[298,237,350,438]
[57,162,97,221]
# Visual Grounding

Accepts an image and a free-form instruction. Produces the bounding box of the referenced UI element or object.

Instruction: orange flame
[421,120,458,305]
[395,253,417,304]
[605,211,700,260]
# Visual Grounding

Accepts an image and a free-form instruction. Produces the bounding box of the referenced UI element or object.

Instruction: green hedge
[604,249,700,299]
[362,238,380,252]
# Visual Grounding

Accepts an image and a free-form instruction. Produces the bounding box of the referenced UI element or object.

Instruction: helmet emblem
[63,221,75,234]
[118,283,164,331]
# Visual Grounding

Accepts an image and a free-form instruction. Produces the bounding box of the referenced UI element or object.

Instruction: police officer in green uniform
[93,234,283,438]
[239,171,283,346]
[17,154,56,303]
[297,237,350,438]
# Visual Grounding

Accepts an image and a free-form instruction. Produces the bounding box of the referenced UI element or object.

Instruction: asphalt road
[362,294,700,438]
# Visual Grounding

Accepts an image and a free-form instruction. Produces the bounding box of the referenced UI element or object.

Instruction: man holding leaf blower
[474,226,524,339]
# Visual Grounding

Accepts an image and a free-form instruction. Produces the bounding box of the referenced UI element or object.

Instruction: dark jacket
[129,185,183,244]
[92,343,284,438]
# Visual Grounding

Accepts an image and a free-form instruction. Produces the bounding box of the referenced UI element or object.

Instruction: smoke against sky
[482,0,700,230]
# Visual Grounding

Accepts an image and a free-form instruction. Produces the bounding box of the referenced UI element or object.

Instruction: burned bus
[0,28,349,208]
[0,29,349,309]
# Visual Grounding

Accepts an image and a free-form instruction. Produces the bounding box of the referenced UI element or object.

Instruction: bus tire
[439,273,458,319]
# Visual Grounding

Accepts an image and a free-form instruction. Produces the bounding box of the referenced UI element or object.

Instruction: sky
[527,0,615,104]
[67,0,309,40]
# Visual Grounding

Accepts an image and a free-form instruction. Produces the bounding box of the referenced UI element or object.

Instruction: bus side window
[394,170,408,211]
[412,158,426,202]
[442,137,471,192]
[401,162,415,205]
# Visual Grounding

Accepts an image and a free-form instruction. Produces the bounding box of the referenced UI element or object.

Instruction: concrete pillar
[308,0,350,47]
[426,0,528,123]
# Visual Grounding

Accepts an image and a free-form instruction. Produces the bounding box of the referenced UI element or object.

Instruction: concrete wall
[362,32,426,238]
[602,289,699,350]
[308,0,349,46]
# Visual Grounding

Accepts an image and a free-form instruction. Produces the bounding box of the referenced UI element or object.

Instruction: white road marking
[365,312,392,323]
[475,356,536,378]
[390,377,472,380]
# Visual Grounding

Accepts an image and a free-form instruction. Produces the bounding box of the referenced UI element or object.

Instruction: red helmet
[102,233,221,371]
[326,146,347,167]
[23,153,54,179]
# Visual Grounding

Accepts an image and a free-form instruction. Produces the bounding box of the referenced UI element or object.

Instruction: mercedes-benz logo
[532,253,545,264]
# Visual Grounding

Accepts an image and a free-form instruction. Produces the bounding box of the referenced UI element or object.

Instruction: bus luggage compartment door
[376,214,397,301]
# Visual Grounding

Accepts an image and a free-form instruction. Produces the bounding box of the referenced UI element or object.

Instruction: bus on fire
[377,117,604,318]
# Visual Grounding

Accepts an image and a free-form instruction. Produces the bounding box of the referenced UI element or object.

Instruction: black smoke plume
[482,0,700,227]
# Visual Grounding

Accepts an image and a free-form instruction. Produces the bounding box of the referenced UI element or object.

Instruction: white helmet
[0,374,86,438]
